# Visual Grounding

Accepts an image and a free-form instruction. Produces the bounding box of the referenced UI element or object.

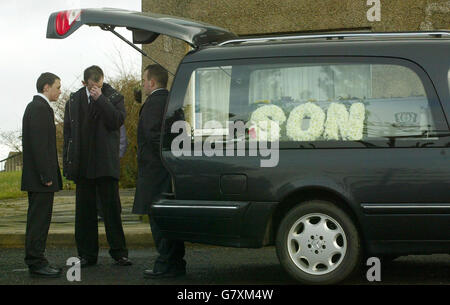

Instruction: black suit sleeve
[63,98,71,166]
[94,94,126,131]
[141,97,166,154]
[29,104,52,184]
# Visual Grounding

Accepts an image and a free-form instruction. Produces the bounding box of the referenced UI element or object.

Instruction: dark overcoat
[63,83,125,181]
[133,89,171,215]
[21,95,62,192]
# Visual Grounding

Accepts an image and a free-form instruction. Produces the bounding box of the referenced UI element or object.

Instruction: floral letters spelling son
[249,102,366,142]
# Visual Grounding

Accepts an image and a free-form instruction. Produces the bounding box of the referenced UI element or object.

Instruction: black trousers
[96,188,122,218]
[25,192,54,269]
[148,213,186,272]
[75,177,128,262]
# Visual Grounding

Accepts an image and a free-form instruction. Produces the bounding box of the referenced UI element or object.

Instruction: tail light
[55,10,82,36]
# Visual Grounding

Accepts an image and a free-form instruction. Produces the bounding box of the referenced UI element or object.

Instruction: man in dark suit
[97,124,127,220]
[21,72,63,278]
[63,65,131,267]
[133,64,186,278]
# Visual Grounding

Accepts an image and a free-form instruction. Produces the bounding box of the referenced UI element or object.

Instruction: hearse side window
[183,66,231,136]
[181,61,444,143]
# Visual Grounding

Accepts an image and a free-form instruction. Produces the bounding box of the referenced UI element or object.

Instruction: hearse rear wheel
[276,200,361,285]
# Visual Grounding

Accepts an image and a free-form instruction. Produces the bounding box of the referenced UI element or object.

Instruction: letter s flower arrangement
[249,105,286,142]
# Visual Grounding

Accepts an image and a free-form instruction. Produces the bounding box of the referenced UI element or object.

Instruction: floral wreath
[249,105,286,141]
[286,102,325,141]
[324,102,365,141]
[249,102,365,142]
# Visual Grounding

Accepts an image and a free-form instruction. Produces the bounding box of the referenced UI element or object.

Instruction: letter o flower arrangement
[286,102,326,141]
[249,105,286,141]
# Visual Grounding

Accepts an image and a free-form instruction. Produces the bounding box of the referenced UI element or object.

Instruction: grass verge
[0,171,76,200]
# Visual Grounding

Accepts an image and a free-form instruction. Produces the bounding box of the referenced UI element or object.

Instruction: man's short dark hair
[84,65,104,82]
[36,72,60,93]
[144,64,168,88]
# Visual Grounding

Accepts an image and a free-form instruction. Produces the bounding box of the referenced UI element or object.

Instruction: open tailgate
[46,8,237,48]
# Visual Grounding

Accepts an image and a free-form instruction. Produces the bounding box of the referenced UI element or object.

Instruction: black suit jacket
[133,89,171,214]
[63,83,126,181]
[21,95,62,192]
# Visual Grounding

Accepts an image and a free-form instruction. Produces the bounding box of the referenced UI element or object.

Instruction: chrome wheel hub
[287,213,347,275]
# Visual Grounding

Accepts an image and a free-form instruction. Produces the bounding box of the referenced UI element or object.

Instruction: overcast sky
[0,0,142,160]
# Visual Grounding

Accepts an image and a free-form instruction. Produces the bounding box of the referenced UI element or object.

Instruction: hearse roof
[182,38,450,65]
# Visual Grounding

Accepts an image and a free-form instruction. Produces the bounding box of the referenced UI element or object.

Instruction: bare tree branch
[0,129,22,153]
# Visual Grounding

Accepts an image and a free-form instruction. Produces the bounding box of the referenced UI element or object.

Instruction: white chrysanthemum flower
[324,102,365,141]
[324,103,348,140]
[250,105,286,142]
[345,103,365,140]
[286,103,325,141]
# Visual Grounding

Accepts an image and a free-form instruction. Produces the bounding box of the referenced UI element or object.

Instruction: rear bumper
[151,199,278,248]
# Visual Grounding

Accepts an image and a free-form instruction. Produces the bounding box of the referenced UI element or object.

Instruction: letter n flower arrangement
[323,102,366,140]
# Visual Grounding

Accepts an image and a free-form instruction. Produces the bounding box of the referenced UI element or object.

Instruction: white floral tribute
[249,101,366,142]
[286,102,326,141]
[249,105,286,141]
[323,102,366,141]
[344,103,365,140]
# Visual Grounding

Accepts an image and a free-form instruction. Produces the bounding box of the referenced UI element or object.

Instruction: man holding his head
[21,72,63,277]
[63,65,131,267]
[133,64,186,279]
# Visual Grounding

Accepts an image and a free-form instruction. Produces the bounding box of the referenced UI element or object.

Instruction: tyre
[276,200,361,284]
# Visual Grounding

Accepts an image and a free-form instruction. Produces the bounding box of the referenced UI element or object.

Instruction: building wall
[4,152,22,172]
[141,0,450,87]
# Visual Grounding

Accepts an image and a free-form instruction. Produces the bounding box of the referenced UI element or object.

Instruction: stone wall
[141,0,450,87]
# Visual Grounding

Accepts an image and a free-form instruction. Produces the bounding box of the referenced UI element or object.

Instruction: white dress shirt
[86,87,92,103]
[151,88,166,95]
[37,93,51,107]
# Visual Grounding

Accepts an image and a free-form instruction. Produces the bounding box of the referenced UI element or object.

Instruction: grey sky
[0,0,142,160]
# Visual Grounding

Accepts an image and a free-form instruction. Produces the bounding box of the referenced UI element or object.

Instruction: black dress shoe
[29,265,62,278]
[143,268,186,279]
[78,257,97,268]
[48,265,63,273]
[114,257,132,266]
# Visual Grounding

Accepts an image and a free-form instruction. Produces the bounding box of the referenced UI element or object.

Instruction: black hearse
[47,8,450,284]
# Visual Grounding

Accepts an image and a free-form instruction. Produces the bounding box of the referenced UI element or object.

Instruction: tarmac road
[0,246,448,285]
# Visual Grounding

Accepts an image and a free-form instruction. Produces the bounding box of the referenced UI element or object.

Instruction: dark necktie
[88,96,97,119]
